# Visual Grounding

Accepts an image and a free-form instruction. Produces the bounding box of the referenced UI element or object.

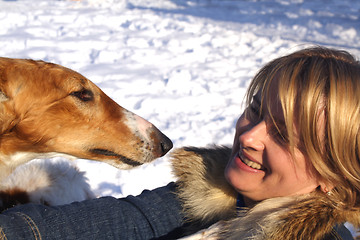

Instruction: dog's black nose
[160,136,173,155]
[154,129,173,156]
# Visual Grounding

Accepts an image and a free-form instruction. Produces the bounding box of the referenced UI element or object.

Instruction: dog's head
[0,57,172,170]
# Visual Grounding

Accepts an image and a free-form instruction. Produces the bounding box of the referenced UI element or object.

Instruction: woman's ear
[319,181,335,195]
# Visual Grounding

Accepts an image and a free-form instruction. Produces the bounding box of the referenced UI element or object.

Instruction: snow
[0,0,359,233]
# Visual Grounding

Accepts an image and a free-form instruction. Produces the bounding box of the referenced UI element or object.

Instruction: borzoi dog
[0,57,172,209]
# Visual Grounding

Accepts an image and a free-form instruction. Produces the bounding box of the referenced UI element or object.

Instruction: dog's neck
[0,152,77,182]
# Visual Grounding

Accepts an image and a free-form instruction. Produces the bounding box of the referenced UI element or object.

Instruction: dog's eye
[70,89,94,102]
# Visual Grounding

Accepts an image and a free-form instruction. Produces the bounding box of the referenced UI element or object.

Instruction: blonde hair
[246,47,360,209]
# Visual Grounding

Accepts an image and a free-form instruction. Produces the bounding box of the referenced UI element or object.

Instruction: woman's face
[225,89,322,204]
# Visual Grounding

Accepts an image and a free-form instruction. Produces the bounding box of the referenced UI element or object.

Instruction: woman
[0,46,358,239]
[172,46,360,239]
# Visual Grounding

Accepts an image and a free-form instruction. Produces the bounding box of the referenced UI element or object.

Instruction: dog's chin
[89,148,142,168]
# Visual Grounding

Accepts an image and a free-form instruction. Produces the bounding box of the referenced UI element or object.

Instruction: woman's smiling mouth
[241,157,263,170]
[238,151,266,171]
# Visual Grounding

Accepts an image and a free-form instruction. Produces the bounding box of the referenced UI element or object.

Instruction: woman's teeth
[241,156,263,170]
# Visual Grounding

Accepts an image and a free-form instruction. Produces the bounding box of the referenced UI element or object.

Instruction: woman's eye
[246,104,261,120]
[250,105,260,115]
[70,89,94,102]
[268,124,288,145]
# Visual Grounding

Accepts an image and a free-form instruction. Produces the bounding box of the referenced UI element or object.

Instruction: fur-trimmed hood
[170,146,359,240]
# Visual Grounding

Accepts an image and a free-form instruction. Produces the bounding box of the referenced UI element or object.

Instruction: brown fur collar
[171,146,238,224]
[171,146,360,239]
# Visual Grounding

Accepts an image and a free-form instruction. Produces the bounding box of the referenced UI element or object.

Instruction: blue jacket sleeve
[0,182,184,240]
[324,224,355,240]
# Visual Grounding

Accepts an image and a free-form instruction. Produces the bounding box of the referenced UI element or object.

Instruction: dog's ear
[0,91,17,135]
[0,60,19,135]
[0,91,8,102]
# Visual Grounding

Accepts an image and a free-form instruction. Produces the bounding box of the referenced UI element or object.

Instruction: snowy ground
[1,0,359,204]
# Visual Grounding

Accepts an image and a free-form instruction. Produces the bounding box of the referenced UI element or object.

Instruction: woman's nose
[239,120,267,151]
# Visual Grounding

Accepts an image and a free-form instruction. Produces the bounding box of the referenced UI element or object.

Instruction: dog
[0,57,172,209]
